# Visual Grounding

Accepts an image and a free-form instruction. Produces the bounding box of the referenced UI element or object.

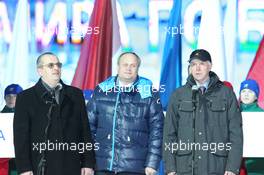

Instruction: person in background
[0,84,23,175]
[1,84,23,113]
[239,79,264,175]
[240,79,264,112]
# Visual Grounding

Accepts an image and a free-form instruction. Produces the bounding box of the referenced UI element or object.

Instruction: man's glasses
[39,62,62,69]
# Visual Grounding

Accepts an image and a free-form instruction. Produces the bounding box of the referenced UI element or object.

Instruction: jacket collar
[1,105,15,113]
[99,76,153,99]
[240,102,261,111]
[186,71,222,92]
[34,78,66,104]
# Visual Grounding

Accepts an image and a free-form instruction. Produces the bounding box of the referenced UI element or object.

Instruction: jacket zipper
[109,90,120,171]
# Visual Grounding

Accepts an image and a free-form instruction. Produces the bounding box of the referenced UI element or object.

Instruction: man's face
[189,59,212,83]
[117,54,139,83]
[240,89,257,104]
[37,55,61,86]
[5,94,17,108]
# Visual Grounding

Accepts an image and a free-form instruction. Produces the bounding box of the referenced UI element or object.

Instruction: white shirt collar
[195,78,210,89]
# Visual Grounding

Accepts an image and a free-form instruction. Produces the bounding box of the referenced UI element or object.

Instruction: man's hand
[168,172,176,175]
[224,171,236,175]
[81,168,94,175]
[145,167,157,175]
[20,171,33,175]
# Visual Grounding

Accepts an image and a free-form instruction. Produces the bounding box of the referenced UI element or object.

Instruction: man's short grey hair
[117,52,141,67]
[36,52,58,67]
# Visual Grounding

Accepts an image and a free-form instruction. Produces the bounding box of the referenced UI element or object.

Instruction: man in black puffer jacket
[87,52,164,175]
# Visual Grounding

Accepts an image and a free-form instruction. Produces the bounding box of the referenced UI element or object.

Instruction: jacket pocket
[209,99,227,111]
[208,150,228,174]
[174,126,193,174]
[208,127,231,174]
[176,150,192,174]
[178,100,195,112]
[119,131,149,160]
[178,101,194,126]
[95,129,112,145]
[120,131,148,148]
[208,98,228,126]
[207,125,229,174]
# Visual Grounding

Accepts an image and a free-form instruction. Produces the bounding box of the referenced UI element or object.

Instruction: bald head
[117,52,141,85]
[117,52,141,68]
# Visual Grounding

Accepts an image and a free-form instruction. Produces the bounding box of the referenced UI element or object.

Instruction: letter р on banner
[0,113,15,158]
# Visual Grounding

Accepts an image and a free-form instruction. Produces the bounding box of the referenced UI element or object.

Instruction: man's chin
[193,77,202,81]
[243,100,253,104]
[53,78,61,83]
[7,105,15,108]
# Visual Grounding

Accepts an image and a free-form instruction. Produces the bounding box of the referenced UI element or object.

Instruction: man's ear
[37,67,42,77]
[208,62,212,70]
[117,65,120,72]
[254,94,258,101]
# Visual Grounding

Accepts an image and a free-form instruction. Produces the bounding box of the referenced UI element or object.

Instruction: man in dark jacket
[163,49,243,175]
[13,52,95,175]
[87,52,164,175]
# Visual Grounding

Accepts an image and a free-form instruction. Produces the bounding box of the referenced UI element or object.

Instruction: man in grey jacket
[163,49,243,175]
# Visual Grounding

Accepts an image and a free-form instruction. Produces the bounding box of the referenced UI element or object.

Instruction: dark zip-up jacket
[163,72,243,175]
[87,76,164,173]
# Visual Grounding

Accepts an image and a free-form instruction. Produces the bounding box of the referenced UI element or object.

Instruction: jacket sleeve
[78,89,96,168]
[225,91,243,174]
[144,91,164,170]
[163,92,178,174]
[86,87,99,140]
[13,93,32,174]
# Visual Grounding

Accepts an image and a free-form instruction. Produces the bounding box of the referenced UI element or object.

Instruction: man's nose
[53,65,60,70]
[196,65,201,71]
